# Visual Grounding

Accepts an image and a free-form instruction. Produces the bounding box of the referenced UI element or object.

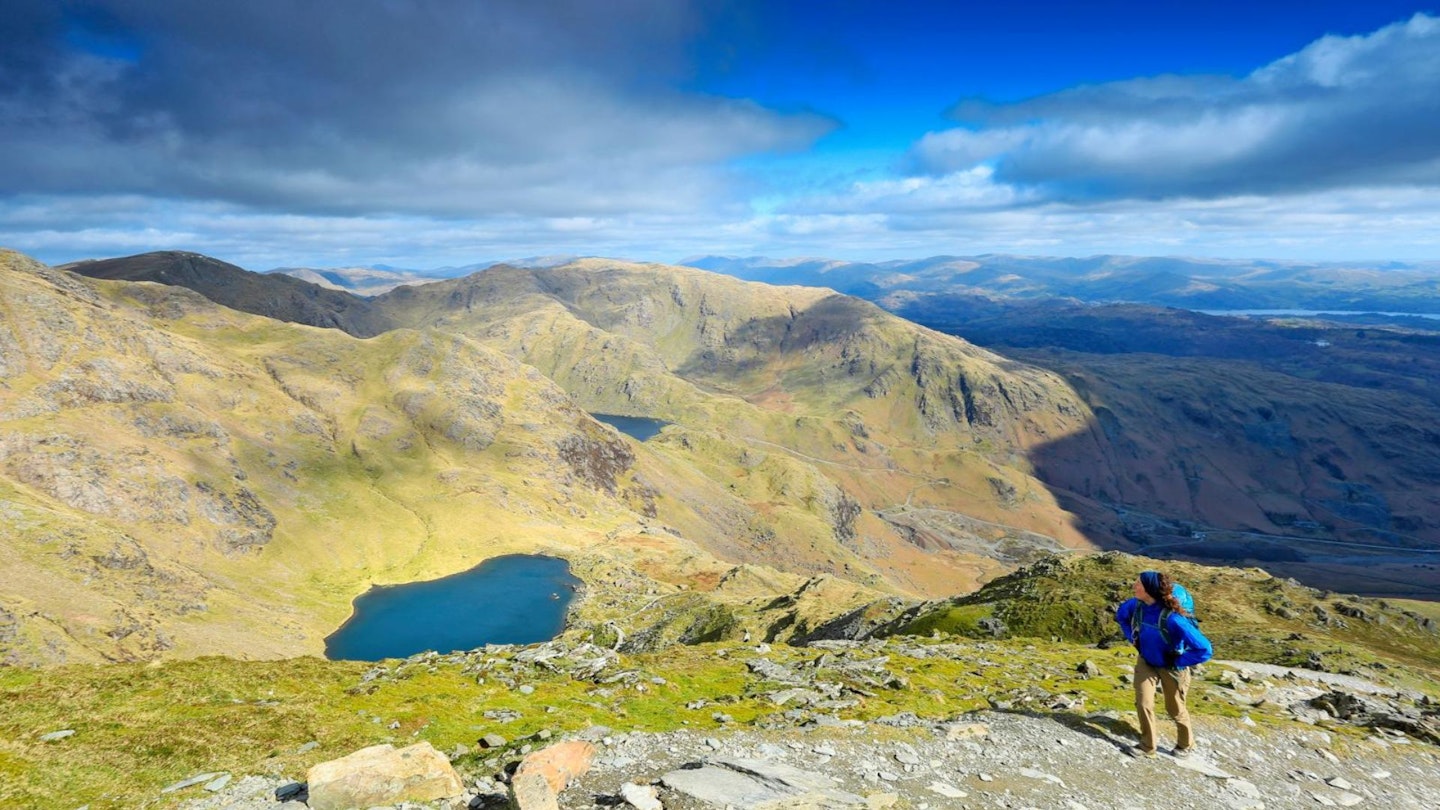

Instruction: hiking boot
[1125,745,1157,759]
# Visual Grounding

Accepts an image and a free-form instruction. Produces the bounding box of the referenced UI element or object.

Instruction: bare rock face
[510,740,597,810]
[305,742,462,810]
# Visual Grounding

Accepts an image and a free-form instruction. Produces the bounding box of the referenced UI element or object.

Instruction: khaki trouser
[1134,656,1193,753]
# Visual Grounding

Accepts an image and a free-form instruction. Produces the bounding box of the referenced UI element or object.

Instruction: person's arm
[1167,613,1213,668]
[1116,598,1137,644]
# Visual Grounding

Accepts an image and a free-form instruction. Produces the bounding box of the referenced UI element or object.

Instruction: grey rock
[274,782,306,801]
[203,774,232,792]
[40,729,75,742]
[662,757,865,809]
[161,772,223,793]
[479,734,507,749]
[297,741,320,754]
[619,782,663,810]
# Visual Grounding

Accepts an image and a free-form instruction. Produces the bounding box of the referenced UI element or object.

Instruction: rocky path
[182,709,1440,810]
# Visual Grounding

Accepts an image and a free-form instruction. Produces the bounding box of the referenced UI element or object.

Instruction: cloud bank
[2,5,1439,265]
[911,13,1440,201]
[0,0,831,218]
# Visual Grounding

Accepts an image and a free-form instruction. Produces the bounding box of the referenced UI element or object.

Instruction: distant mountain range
[264,255,586,295]
[683,254,1440,313]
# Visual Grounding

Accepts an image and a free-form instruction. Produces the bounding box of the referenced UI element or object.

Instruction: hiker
[1115,570,1212,759]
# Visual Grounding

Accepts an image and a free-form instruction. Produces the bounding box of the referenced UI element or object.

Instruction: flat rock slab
[662,757,865,809]
[306,741,462,810]
[1167,755,1235,779]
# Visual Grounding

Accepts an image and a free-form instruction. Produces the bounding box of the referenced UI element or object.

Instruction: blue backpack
[1129,583,1199,666]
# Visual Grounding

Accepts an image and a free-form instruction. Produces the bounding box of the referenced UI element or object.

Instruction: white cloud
[913,13,1440,200]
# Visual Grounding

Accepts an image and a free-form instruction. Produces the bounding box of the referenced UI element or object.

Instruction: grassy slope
[894,553,1440,685]
[374,260,1107,595]
[0,250,745,664]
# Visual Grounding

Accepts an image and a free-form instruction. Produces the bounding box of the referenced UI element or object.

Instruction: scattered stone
[39,730,75,742]
[1325,777,1353,790]
[479,733,507,749]
[296,741,319,754]
[978,773,994,782]
[1333,792,1365,807]
[1370,770,1390,779]
[519,684,535,695]
[1078,660,1102,678]
[620,781,663,810]
[894,750,921,766]
[306,742,462,810]
[706,737,723,750]
[274,782,305,801]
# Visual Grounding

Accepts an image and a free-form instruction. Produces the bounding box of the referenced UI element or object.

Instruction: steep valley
[8,247,1440,671]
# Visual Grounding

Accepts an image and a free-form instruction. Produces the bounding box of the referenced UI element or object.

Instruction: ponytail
[1156,573,1191,617]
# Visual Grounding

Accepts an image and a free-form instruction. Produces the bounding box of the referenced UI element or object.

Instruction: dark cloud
[0,0,834,217]
[913,13,1440,201]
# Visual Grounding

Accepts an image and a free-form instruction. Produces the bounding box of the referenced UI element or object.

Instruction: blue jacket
[1116,597,1212,669]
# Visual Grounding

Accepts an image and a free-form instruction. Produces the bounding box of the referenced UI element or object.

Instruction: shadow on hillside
[674,294,872,379]
[991,706,1139,752]
[1024,404,1440,600]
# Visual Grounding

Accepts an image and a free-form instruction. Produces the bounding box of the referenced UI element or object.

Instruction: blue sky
[2,1,1438,268]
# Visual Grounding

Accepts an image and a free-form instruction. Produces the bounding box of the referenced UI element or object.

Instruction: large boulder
[306,741,463,810]
[509,740,597,810]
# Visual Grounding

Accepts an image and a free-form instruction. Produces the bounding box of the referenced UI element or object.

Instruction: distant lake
[591,413,670,441]
[1202,309,1440,320]
[324,555,580,661]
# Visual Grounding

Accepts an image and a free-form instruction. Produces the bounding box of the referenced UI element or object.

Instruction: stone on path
[866,793,898,809]
[305,742,462,810]
[942,722,989,741]
[1019,767,1065,787]
[1168,754,1234,779]
[1333,792,1364,807]
[1325,777,1354,790]
[662,757,865,809]
[510,740,597,810]
[927,782,968,799]
[619,782,663,810]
